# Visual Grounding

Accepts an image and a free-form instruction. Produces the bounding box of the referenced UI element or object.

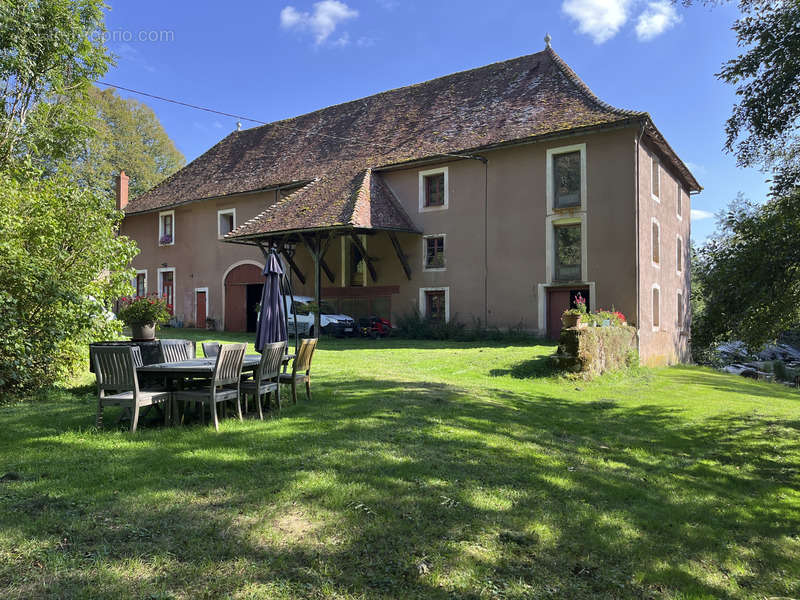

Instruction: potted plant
[562,293,588,329]
[118,294,172,340]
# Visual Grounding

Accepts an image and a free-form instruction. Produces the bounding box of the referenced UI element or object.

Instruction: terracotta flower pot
[130,322,156,341]
[562,313,581,329]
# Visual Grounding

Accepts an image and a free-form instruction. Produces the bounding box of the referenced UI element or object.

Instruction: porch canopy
[223,168,421,336]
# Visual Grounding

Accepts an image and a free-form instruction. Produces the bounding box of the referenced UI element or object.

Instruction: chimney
[116,171,129,211]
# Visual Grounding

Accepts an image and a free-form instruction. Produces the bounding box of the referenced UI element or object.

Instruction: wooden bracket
[388,232,411,281]
[350,233,377,282]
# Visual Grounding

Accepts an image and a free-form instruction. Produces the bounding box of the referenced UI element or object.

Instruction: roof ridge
[545,46,644,118]
[239,51,550,137]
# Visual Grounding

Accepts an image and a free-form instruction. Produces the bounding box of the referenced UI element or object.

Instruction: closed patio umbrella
[255,251,287,352]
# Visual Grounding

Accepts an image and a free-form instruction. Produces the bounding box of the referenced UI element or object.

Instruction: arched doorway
[224,263,263,332]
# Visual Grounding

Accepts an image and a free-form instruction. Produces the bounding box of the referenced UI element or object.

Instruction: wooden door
[547,287,590,340]
[196,291,207,328]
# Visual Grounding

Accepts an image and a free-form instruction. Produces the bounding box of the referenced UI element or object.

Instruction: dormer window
[418,167,448,212]
[218,208,236,238]
[159,210,175,246]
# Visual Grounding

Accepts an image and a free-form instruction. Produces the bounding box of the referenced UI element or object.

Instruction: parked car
[286,296,356,337]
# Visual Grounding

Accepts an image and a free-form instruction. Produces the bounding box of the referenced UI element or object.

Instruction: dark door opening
[245,283,263,333]
[547,287,590,340]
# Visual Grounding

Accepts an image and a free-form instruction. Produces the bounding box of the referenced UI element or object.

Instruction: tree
[0,164,137,392]
[0,0,110,167]
[75,86,185,198]
[692,190,800,351]
[682,0,800,195]
[0,1,139,394]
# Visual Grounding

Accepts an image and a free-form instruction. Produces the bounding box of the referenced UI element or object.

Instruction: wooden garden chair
[159,339,194,362]
[173,343,246,431]
[202,342,221,358]
[240,341,286,419]
[93,346,171,433]
[279,337,318,404]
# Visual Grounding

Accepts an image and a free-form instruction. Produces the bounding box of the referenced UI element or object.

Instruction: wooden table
[137,355,263,377]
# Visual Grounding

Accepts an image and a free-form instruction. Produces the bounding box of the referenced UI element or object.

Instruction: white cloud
[280,1,358,45]
[691,209,714,221]
[635,1,682,41]
[332,32,351,47]
[562,0,632,44]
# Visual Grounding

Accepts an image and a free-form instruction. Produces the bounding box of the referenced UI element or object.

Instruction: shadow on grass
[0,373,798,599]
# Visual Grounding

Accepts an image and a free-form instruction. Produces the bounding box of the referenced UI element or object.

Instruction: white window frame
[651,217,661,269]
[157,267,176,304]
[652,283,661,331]
[217,208,236,239]
[676,234,684,275]
[418,166,449,212]
[194,286,209,325]
[422,234,447,272]
[546,215,587,283]
[419,286,450,322]
[651,155,660,202]
[677,289,684,331]
[158,209,175,246]
[546,143,587,214]
[133,269,148,297]
[676,182,683,220]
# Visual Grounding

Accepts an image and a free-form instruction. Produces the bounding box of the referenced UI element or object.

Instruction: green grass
[1,330,798,599]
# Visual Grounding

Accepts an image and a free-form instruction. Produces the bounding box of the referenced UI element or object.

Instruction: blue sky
[103,0,768,242]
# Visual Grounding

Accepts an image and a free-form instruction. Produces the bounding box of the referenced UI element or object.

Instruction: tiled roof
[230,168,419,238]
[127,46,700,238]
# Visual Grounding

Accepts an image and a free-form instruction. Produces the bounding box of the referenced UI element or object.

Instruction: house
[119,40,700,365]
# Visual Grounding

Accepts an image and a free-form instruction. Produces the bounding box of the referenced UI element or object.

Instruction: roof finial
[545,33,552,48]
[236,121,242,131]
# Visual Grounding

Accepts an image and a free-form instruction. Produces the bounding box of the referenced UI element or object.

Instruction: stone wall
[551,325,639,377]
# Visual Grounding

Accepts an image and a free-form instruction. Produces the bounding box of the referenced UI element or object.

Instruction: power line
[96,80,269,124]
[95,80,482,162]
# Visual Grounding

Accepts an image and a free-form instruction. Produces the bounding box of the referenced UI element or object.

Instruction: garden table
[136,354,295,424]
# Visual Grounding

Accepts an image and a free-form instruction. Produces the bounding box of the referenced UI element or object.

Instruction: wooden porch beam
[388,232,412,281]
[301,233,335,284]
[350,233,377,283]
[273,236,306,285]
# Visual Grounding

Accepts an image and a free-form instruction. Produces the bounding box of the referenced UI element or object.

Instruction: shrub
[773,360,789,381]
[0,166,137,393]
[395,311,538,342]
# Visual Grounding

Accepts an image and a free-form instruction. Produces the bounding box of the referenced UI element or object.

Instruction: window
[651,156,660,201]
[676,183,683,219]
[134,270,147,297]
[652,285,660,330]
[159,210,175,246]
[652,219,660,267]
[423,235,445,270]
[218,208,236,238]
[419,287,449,322]
[425,290,446,322]
[676,235,683,274]
[553,151,581,208]
[554,223,581,281]
[677,290,684,329]
[547,143,586,212]
[158,268,175,314]
[418,167,448,211]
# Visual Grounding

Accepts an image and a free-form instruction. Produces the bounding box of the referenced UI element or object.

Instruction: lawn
[1,331,798,599]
